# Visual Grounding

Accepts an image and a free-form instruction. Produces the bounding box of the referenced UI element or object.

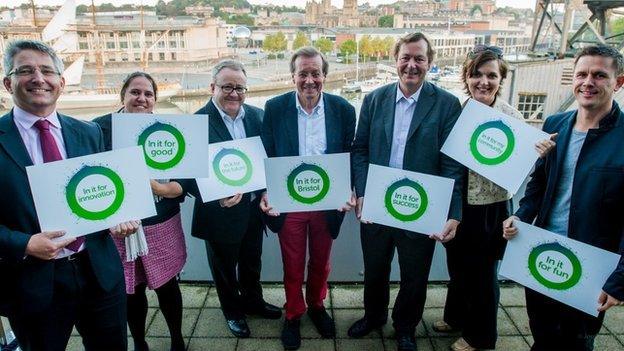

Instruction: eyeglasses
[7,65,61,77]
[218,85,248,94]
[468,45,504,59]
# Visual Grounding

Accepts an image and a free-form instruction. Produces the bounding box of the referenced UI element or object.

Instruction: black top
[92,113,184,226]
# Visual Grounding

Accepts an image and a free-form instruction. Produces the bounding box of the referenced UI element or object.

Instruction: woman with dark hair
[93,72,187,351]
[433,46,555,351]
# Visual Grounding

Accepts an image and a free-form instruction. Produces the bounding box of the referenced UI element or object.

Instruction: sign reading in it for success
[500,221,621,316]
[26,147,156,238]
[196,136,268,203]
[112,113,209,178]
[441,99,550,194]
[264,153,351,213]
[361,164,454,236]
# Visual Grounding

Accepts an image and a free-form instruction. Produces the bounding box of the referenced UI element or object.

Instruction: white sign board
[27,147,156,238]
[264,153,351,213]
[196,136,267,202]
[500,221,621,316]
[112,113,209,178]
[441,99,549,194]
[361,164,454,236]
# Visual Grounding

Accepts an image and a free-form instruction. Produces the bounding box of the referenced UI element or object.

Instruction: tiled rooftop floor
[53,283,624,350]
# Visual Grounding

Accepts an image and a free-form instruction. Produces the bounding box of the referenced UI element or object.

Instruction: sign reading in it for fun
[500,221,621,316]
[196,136,268,203]
[361,164,454,237]
[112,113,209,178]
[264,153,351,213]
[26,147,156,239]
[441,99,549,194]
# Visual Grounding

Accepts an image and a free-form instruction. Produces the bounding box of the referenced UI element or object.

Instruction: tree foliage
[263,31,287,55]
[378,15,393,28]
[226,14,254,26]
[314,38,334,54]
[293,32,310,50]
[612,17,624,37]
[340,39,356,56]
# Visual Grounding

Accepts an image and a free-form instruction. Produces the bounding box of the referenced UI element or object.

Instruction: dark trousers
[205,212,264,320]
[361,223,436,335]
[525,288,604,351]
[8,252,127,351]
[443,201,507,349]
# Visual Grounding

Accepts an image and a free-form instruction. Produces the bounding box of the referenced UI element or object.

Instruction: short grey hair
[289,46,328,76]
[3,39,64,77]
[211,60,247,83]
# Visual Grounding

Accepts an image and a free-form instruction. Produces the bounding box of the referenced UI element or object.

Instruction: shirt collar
[212,98,245,122]
[13,105,61,130]
[295,92,324,116]
[395,83,422,104]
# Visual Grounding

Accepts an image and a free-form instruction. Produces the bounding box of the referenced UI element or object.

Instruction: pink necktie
[34,119,84,252]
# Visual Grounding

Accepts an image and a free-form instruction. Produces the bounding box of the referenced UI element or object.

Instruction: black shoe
[226,319,250,338]
[245,301,282,319]
[347,317,385,338]
[396,334,416,351]
[307,307,336,338]
[281,319,301,350]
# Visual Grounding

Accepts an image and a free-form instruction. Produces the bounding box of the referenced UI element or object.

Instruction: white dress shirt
[296,93,326,156]
[389,84,422,169]
[213,98,247,140]
[13,106,83,257]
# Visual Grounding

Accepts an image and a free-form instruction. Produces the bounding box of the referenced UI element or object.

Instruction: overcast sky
[11,0,535,10]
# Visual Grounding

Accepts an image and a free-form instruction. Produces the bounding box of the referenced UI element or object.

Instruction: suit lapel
[59,114,83,158]
[551,112,575,186]
[285,92,299,155]
[383,84,398,150]
[242,105,260,137]
[206,100,233,141]
[323,94,340,153]
[0,110,33,173]
[406,81,435,141]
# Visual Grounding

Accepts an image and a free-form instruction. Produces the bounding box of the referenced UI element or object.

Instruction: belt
[55,249,89,263]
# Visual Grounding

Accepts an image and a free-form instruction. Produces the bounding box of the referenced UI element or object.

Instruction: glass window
[517,93,547,120]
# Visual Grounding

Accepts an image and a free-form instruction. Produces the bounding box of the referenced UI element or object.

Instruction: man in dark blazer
[503,45,624,351]
[349,33,464,351]
[180,60,280,338]
[0,40,139,351]
[260,47,356,350]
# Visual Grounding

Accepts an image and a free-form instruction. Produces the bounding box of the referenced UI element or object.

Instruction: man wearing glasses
[0,40,139,350]
[260,46,356,350]
[181,60,281,338]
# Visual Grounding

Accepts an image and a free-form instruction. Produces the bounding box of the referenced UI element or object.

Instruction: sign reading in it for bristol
[286,163,330,204]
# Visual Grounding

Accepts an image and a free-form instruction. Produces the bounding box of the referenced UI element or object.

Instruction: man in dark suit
[349,33,464,351]
[260,47,356,350]
[0,40,139,351]
[181,60,280,338]
[503,45,624,351]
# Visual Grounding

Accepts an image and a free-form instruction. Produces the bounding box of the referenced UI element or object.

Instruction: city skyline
[11,0,534,10]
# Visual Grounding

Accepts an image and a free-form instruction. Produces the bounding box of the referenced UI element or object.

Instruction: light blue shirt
[213,98,246,140]
[296,93,326,156]
[389,84,422,169]
[544,129,587,236]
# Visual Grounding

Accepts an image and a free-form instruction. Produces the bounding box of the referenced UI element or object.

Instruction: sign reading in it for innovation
[441,99,549,194]
[26,147,156,239]
[500,221,621,316]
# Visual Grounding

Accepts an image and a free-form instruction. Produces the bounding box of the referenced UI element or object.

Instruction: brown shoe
[432,320,456,333]
[450,337,476,351]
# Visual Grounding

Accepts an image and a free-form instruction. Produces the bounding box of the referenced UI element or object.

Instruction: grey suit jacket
[351,81,464,224]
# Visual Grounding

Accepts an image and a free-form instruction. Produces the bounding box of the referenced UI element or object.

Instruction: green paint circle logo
[528,242,582,290]
[213,148,253,186]
[469,120,515,165]
[286,163,330,204]
[66,166,125,220]
[384,178,428,222]
[137,122,186,170]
